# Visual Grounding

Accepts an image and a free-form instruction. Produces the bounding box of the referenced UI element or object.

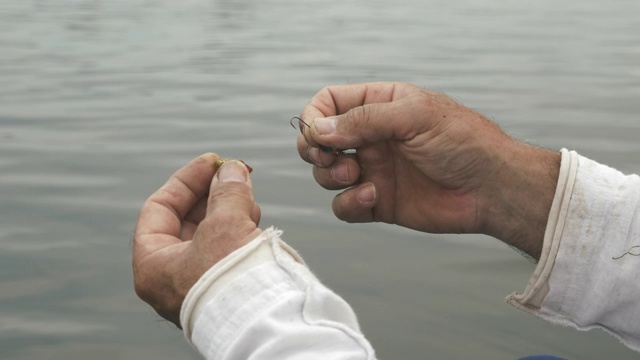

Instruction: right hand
[297,82,559,259]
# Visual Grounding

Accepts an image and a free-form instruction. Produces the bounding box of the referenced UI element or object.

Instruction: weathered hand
[297,82,559,259]
[132,154,261,327]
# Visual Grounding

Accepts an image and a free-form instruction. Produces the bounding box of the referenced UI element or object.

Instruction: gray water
[1,0,639,359]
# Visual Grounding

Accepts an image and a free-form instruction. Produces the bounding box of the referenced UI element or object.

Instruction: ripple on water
[0,174,123,188]
[0,316,112,337]
[1,0,640,359]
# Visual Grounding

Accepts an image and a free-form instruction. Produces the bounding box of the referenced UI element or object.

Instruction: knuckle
[345,105,369,128]
[409,91,442,120]
[319,85,332,95]
[153,185,182,207]
[133,274,152,302]
[411,91,433,109]
[315,86,337,111]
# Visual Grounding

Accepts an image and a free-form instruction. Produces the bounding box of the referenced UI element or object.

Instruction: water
[1,0,639,358]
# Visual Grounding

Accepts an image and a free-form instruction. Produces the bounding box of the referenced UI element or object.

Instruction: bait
[214,158,253,173]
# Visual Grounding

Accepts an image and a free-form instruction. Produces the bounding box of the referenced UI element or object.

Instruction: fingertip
[199,152,220,164]
[201,152,219,158]
[307,147,321,165]
[307,147,336,168]
[307,117,341,149]
[332,183,377,223]
[215,160,250,184]
[206,161,256,218]
[356,183,377,204]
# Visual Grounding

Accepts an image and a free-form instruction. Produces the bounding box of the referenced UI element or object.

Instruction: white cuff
[508,149,640,353]
[180,227,305,341]
[179,227,374,360]
[506,148,578,310]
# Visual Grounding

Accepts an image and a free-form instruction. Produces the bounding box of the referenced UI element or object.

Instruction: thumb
[205,160,257,224]
[193,159,261,266]
[307,94,437,150]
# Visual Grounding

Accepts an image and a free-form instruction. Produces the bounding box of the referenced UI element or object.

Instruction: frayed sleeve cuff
[506,149,578,311]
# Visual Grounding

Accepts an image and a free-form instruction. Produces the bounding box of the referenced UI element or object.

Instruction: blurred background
[1,0,639,359]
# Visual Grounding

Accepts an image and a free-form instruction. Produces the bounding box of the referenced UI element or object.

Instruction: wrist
[481,140,561,260]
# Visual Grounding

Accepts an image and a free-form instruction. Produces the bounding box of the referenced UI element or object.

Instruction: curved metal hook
[290,116,309,134]
[290,117,336,153]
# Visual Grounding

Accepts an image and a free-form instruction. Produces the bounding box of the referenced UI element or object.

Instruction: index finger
[299,82,422,150]
[300,82,418,122]
[133,153,220,259]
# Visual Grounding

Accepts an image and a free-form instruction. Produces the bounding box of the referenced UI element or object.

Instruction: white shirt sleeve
[180,227,377,360]
[181,149,640,358]
[507,148,640,352]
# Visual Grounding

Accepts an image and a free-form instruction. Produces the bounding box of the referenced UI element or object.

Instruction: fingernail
[217,161,248,183]
[308,147,321,166]
[331,162,350,183]
[357,184,376,203]
[313,117,337,135]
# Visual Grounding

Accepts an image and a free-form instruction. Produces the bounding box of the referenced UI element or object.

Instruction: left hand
[132,153,262,327]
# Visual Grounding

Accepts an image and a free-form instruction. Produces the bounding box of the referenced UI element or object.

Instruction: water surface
[1,1,639,359]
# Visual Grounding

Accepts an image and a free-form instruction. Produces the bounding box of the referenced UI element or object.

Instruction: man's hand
[297,82,560,259]
[132,154,261,327]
